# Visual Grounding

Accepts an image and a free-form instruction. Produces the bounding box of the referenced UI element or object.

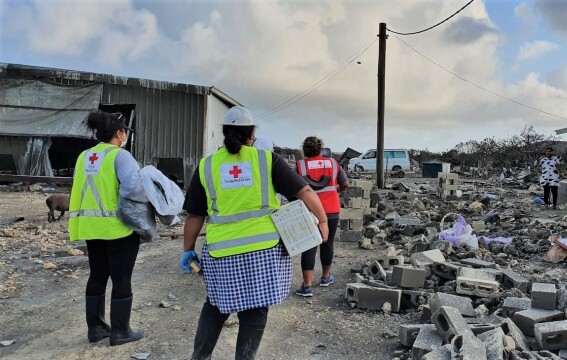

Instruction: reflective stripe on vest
[69,146,117,218]
[207,231,280,251]
[204,149,271,224]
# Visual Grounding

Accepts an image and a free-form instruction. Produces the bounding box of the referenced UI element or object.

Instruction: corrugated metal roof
[0,63,213,95]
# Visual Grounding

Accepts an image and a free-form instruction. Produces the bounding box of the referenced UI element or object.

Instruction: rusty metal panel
[101,84,206,179]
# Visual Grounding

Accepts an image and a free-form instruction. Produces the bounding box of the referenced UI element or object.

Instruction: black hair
[84,110,126,143]
[223,125,255,154]
[302,136,323,158]
[546,147,554,152]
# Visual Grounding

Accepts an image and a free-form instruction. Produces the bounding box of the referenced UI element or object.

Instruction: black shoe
[86,295,111,342]
[109,296,144,346]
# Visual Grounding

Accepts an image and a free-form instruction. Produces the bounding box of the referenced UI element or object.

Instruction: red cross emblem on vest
[229,165,243,179]
[318,160,323,166]
[89,153,99,165]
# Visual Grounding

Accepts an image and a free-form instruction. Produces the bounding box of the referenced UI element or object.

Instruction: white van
[348,149,411,172]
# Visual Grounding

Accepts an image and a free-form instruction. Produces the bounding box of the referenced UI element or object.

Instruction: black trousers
[544,185,559,206]
[85,232,140,299]
[191,300,268,360]
[301,217,339,271]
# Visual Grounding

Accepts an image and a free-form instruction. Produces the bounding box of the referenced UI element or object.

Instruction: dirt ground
[0,190,407,360]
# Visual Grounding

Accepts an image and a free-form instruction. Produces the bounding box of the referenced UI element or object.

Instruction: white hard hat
[223,106,255,126]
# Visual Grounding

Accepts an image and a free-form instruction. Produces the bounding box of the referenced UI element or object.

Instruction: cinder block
[421,304,432,321]
[396,224,416,236]
[513,308,565,337]
[501,318,530,352]
[458,267,497,281]
[502,297,532,318]
[342,186,363,198]
[351,179,374,192]
[472,220,486,231]
[535,320,567,350]
[456,276,500,298]
[376,255,404,269]
[348,218,363,230]
[411,324,444,360]
[399,324,423,347]
[459,258,497,268]
[469,323,500,336]
[428,292,476,318]
[385,211,400,222]
[366,279,398,289]
[431,262,460,280]
[398,216,421,226]
[353,273,366,284]
[339,207,363,220]
[478,327,505,360]
[350,197,363,209]
[532,283,557,310]
[450,333,487,360]
[391,266,426,288]
[410,249,446,267]
[361,197,371,208]
[368,260,387,280]
[429,240,453,254]
[339,219,349,230]
[401,290,432,309]
[420,344,451,360]
[425,227,438,237]
[339,230,363,242]
[432,306,475,343]
[501,269,530,293]
[345,283,401,311]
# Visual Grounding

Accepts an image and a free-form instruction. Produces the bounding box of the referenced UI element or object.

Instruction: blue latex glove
[180,250,199,272]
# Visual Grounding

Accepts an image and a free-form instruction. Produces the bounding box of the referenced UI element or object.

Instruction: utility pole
[376,22,388,188]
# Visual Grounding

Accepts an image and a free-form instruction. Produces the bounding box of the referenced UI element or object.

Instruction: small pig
[46,194,70,222]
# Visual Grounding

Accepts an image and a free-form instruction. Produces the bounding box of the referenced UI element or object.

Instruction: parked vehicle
[347,149,411,172]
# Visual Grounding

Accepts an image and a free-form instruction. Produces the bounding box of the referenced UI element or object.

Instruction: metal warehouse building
[0,63,241,187]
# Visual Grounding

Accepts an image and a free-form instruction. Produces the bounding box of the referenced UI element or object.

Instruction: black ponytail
[84,110,125,142]
[223,125,255,154]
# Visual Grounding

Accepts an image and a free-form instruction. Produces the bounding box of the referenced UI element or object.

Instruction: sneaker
[295,285,313,297]
[320,275,335,287]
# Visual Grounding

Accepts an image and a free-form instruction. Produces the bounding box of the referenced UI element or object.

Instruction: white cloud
[518,40,559,61]
[3,0,567,151]
[12,0,158,68]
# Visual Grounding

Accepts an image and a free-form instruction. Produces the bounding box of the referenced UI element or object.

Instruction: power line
[393,35,567,121]
[387,0,475,36]
[255,37,377,120]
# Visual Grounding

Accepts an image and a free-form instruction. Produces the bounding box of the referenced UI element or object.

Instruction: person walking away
[180,106,328,360]
[295,136,348,297]
[69,110,147,346]
[534,147,564,209]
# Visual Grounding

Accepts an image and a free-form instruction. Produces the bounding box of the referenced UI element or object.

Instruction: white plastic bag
[439,214,478,249]
[139,165,184,218]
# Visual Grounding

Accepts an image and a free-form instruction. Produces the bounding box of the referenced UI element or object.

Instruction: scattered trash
[131,352,150,360]
[438,214,478,249]
[0,340,15,347]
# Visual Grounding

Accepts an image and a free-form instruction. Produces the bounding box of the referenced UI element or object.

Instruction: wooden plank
[0,174,72,185]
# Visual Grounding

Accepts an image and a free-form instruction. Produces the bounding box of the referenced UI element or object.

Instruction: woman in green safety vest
[69,110,147,346]
[180,106,328,359]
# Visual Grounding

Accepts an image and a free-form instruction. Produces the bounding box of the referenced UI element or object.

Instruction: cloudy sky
[2,0,567,153]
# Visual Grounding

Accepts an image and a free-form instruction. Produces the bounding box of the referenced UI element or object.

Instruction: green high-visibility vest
[69,143,133,241]
[199,146,280,258]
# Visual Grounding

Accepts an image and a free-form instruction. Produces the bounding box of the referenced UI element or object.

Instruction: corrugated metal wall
[102,84,206,175]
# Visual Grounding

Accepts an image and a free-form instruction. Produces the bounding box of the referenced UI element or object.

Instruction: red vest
[297,155,340,213]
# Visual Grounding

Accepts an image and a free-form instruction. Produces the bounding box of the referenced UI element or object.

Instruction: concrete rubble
[340,176,567,359]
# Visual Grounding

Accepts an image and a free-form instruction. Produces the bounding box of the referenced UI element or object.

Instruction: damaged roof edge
[0,63,211,95]
[210,86,243,108]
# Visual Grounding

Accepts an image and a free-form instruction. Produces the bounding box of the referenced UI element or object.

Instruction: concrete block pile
[346,246,567,358]
[339,180,376,243]
[437,172,459,200]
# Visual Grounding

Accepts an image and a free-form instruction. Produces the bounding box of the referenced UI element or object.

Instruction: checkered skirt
[201,243,293,314]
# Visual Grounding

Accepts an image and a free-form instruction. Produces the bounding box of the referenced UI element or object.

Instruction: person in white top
[534,147,564,209]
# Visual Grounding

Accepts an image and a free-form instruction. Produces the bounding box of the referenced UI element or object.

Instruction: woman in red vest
[295,136,348,297]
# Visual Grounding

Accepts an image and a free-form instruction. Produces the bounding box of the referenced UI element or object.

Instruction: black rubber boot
[109,296,144,346]
[86,295,111,343]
